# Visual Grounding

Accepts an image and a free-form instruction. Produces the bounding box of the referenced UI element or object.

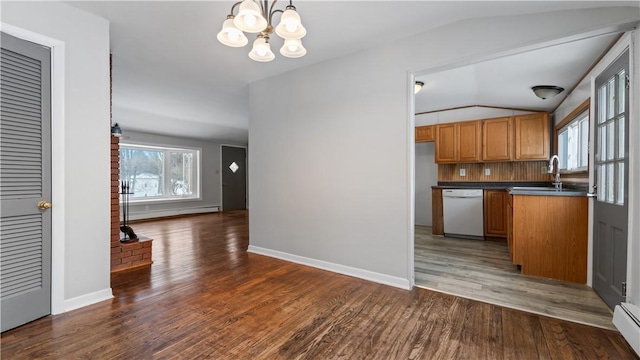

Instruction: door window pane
[608,77,615,119]
[599,125,606,162]
[607,121,615,161]
[617,162,624,205]
[598,86,607,124]
[617,69,625,114]
[598,164,605,200]
[618,116,625,159]
[607,163,614,203]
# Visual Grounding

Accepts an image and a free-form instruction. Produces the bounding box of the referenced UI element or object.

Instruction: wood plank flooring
[415,225,615,330]
[2,212,637,359]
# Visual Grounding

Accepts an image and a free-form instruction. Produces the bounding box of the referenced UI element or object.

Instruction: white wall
[1,2,112,310]
[248,8,640,287]
[415,143,437,226]
[120,130,246,220]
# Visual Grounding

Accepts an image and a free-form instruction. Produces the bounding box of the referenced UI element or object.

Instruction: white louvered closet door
[0,32,52,332]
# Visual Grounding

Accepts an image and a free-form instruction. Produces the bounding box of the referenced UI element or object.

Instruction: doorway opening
[411,32,633,330]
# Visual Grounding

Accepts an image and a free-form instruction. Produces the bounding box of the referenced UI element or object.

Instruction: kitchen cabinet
[514,113,550,160]
[510,194,588,283]
[482,117,512,161]
[483,189,508,238]
[506,194,513,259]
[415,125,435,142]
[435,120,481,163]
[431,188,444,235]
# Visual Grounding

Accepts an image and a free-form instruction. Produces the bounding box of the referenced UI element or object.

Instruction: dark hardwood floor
[2,211,637,359]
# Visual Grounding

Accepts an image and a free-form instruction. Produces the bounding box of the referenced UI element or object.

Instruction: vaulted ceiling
[67,1,639,142]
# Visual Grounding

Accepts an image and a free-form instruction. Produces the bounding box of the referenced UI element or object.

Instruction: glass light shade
[275,9,306,39]
[532,85,564,99]
[217,18,248,47]
[234,0,268,33]
[280,39,307,58]
[414,81,424,94]
[249,37,275,62]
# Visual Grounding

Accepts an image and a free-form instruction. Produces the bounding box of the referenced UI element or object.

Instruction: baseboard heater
[128,206,220,221]
[613,302,640,356]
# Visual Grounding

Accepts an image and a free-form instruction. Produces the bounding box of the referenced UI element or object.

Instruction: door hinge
[625,73,630,89]
[622,282,627,297]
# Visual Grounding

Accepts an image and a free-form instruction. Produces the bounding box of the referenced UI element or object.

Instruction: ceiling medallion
[217,0,307,62]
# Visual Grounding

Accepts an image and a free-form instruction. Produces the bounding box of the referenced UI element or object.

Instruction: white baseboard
[128,206,219,221]
[613,303,640,356]
[247,245,411,290]
[64,288,113,312]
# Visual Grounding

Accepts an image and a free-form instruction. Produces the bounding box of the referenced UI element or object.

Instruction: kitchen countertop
[433,182,551,190]
[433,182,588,197]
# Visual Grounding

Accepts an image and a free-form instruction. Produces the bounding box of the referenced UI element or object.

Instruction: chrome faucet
[548,155,562,190]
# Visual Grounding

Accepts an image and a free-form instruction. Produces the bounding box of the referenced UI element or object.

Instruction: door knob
[38,201,52,210]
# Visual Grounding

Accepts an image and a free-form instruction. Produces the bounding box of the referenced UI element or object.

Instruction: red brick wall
[110,136,153,272]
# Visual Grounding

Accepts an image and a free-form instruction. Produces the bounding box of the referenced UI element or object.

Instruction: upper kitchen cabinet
[415,125,435,142]
[514,113,550,161]
[435,120,481,163]
[482,117,513,161]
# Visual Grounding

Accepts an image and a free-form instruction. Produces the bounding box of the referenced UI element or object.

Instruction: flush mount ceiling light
[531,85,565,100]
[415,81,424,94]
[217,0,307,62]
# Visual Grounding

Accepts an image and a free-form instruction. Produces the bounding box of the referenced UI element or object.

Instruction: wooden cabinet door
[484,189,507,238]
[431,188,444,235]
[435,123,456,163]
[506,194,513,260]
[457,120,481,162]
[482,117,512,161]
[415,125,435,142]
[514,113,550,160]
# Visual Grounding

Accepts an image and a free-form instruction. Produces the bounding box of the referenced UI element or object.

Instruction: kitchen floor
[414,226,615,330]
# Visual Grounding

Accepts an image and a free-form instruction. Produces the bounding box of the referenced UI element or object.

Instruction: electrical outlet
[541,166,547,174]
[460,168,466,177]
[485,168,491,176]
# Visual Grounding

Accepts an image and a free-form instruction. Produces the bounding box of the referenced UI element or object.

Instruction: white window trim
[120,142,202,203]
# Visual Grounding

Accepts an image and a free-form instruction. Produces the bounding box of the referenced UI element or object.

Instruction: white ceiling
[414,33,619,114]
[66,1,639,143]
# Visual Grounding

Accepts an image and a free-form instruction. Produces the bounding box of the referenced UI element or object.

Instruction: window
[120,143,200,202]
[555,101,590,173]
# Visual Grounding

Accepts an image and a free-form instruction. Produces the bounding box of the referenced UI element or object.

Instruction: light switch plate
[485,168,491,176]
[460,168,466,177]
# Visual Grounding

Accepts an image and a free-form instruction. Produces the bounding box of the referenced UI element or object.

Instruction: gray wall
[121,130,246,219]
[2,2,111,310]
[415,143,437,226]
[248,8,639,287]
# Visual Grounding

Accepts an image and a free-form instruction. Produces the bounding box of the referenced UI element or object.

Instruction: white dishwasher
[442,189,484,239]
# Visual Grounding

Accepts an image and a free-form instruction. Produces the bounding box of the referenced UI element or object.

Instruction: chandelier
[217,0,307,62]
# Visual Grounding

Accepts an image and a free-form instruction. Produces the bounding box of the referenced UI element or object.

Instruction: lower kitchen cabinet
[483,189,508,238]
[431,188,444,235]
[511,194,588,283]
